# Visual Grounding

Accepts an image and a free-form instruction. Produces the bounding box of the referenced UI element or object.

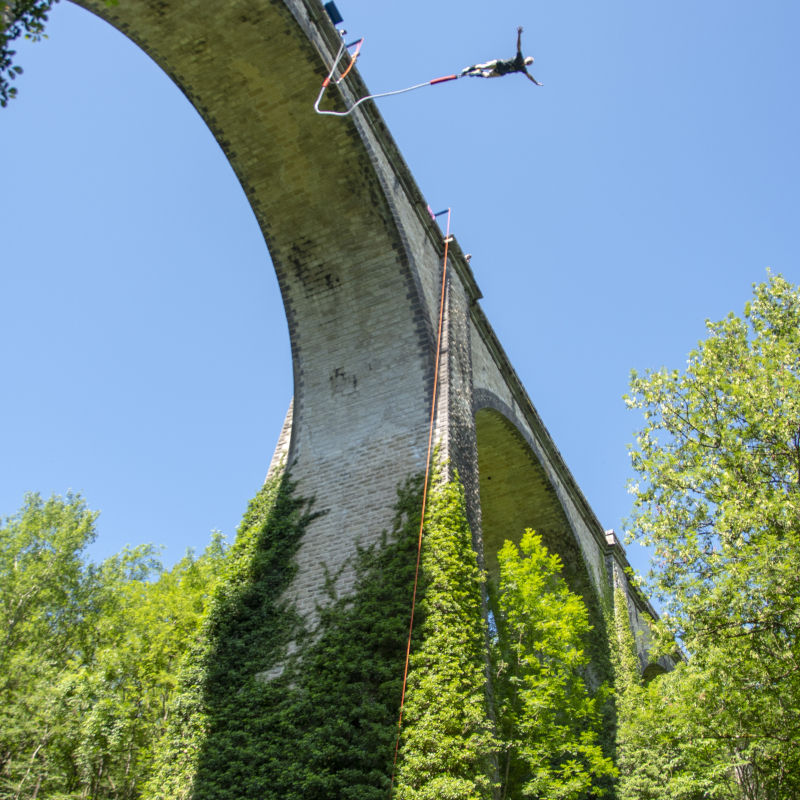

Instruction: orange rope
[336,53,359,82]
[389,210,452,798]
[336,39,363,84]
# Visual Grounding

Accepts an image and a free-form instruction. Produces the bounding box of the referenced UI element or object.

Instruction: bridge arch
[27,3,676,792]
[642,662,669,684]
[474,390,597,601]
[69,0,462,616]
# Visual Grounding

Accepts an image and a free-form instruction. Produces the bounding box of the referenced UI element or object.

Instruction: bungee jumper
[313,25,542,118]
[461,26,543,86]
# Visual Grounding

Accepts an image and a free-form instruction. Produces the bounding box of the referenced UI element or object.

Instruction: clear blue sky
[2,0,799,580]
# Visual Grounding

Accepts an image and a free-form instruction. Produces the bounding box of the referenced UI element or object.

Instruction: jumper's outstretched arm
[517,25,523,55]
[525,71,543,87]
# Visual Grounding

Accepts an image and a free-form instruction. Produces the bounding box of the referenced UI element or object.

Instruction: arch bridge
[73,0,666,733]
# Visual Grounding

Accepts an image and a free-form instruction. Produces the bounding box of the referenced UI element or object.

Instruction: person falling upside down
[461,26,543,86]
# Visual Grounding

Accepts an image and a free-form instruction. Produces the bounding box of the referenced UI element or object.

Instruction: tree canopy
[619,273,800,798]
[492,530,616,799]
[0,0,118,107]
[0,491,227,799]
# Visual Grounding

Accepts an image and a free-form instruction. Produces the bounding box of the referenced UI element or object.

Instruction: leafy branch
[0,0,117,107]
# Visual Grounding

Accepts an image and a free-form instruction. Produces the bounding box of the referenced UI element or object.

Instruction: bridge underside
[477,407,578,588]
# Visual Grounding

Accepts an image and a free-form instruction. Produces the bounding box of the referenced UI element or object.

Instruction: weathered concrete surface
[71,0,663,670]
[266,399,294,481]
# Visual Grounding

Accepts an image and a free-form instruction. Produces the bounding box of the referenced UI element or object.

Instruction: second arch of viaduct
[72,0,665,675]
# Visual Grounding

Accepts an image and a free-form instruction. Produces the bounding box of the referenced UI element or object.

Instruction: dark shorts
[494,54,525,76]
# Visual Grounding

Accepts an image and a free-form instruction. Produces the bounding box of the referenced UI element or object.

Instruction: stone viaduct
[73,0,668,704]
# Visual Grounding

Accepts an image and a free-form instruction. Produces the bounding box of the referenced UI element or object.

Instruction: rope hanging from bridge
[389,207,452,798]
[314,33,460,117]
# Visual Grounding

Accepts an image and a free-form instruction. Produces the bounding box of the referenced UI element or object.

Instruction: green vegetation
[394,472,496,800]
[143,470,313,799]
[1,468,618,800]
[620,273,800,799]
[0,0,118,107]
[609,586,724,800]
[1,0,52,107]
[152,467,498,800]
[491,530,616,799]
[147,469,418,800]
[0,490,225,799]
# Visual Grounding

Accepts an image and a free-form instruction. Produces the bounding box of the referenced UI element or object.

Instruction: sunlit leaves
[395,473,497,800]
[0,491,228,799]
[623,272,800,797]
[492,530,616,799]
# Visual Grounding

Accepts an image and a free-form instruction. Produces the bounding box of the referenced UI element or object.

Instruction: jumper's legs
[461,59,498,76]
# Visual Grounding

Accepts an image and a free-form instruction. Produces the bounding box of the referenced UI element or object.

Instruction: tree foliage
[0,491,227,799]
[1,474,628,798]
[492,530,616,800]
[623,273,800,797]
[611,587,729,800]
[1,0,51,107]
[0,0,117,107]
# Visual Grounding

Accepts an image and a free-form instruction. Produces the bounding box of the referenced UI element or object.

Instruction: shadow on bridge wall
[476,405,591,597]
[642,662,669,684]
[475,402,616,693]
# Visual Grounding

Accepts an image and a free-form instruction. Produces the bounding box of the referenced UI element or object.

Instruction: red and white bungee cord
[314,32,460,117]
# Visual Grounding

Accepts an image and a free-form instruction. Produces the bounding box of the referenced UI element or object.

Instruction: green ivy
[267,471,428,799]
[146,465,503,800]
[145,471,431,799]
[394,471,498,800]
[145,472,317,799]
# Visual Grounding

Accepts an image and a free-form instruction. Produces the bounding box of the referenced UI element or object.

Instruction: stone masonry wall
[75,0,664,671]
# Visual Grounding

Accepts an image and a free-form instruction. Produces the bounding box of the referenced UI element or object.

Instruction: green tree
[0,491,99,670]
[0,491,227,799]
[624,272,800,798]
[611,587,731,800]
[0,491,100,798]
[67,538,226,798]
[492,530,616,800]
[0,0,116,107]
[1,0,52,106]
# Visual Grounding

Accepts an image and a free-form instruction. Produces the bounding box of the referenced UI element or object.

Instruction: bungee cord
[314,32,459,118]
[314,37,461,783]
[335,36,363,84]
